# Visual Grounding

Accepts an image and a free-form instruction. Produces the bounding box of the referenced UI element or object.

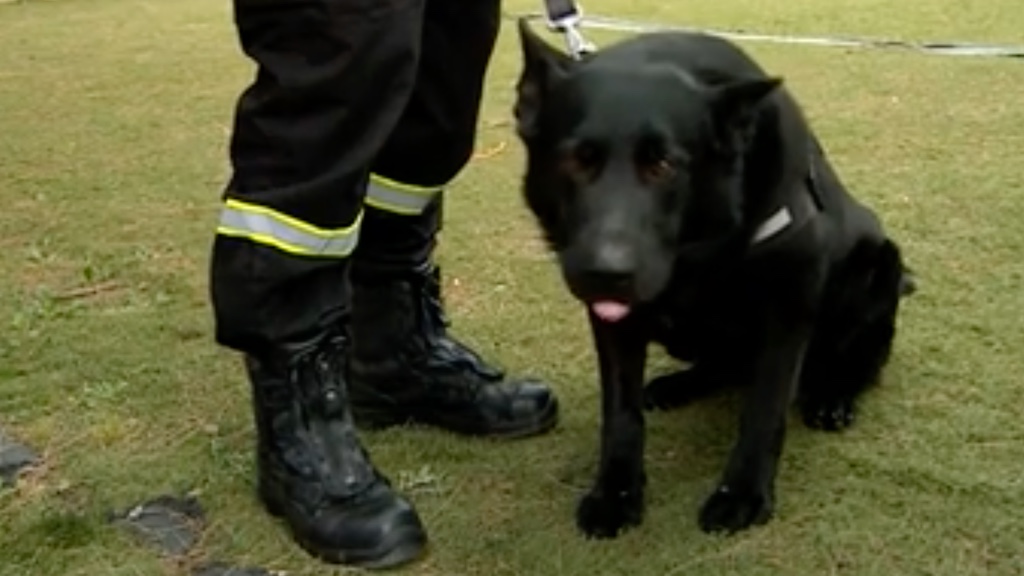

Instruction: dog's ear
[514,18,574,140]
[706,76,783,139]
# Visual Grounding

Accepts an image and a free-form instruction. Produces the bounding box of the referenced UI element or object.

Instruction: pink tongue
[592,301,631,322]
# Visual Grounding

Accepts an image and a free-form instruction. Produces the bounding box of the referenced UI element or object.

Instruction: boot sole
[352,396,560,440]
[303,526,427,570]
[258,484,427,570]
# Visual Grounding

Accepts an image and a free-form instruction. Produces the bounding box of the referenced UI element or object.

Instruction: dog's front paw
[576,488,644,539]
[644,369,712,411]
[801,395,856,431]
[698,483,773,534]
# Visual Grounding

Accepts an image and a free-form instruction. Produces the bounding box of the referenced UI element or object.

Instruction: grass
[2,0,1023,574]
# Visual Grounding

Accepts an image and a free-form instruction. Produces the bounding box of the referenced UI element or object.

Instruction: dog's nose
[583,244,637,291]
[583,269,634,296]
[591,243,636,274]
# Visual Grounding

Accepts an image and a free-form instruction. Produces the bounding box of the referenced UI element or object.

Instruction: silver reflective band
[365,180,440,216]
[217,199,362,258]
[751,206,792,244]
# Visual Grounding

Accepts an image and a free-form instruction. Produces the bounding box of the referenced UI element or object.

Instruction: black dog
[512,20,916,538]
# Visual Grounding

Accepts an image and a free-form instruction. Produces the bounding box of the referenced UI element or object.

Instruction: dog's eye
[635,138,678,184]
[573,141,603,168]
[645,156,675,179]
[560,140,604,181]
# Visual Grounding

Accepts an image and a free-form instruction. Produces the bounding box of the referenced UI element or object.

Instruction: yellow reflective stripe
[217,198,362,258]
[224,198,360,238]
[366,173,442,215]
[369,174,440,196]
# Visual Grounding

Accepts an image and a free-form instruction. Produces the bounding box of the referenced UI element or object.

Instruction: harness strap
[750,145,824,245]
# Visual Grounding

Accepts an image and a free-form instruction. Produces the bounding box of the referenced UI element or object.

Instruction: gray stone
[192,563,274,576]
[0,430,40,487]
[110,494,206,556]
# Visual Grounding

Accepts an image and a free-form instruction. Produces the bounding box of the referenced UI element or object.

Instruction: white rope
[511,11,1024,60]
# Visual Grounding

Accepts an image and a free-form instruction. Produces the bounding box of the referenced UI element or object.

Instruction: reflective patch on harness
[365,174,442,216]
[216,198,362,258]
[751,206,793,244]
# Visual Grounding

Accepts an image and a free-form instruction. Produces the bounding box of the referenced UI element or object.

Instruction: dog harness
[750,144,825,245]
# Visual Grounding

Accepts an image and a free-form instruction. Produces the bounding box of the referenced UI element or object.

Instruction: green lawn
[2,0,1023,574]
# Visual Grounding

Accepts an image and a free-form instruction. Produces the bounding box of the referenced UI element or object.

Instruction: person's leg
[346,0,559,438]
[210,0,428,567]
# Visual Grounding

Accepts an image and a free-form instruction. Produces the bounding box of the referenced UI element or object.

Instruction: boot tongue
[591,301,631,323]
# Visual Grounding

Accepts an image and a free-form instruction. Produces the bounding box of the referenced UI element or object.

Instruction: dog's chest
[649,272,748,359]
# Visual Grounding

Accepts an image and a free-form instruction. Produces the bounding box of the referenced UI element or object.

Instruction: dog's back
[590,31,769,83]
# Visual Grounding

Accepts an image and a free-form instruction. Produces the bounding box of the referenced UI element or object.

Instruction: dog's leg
[576,311,649,539]
[644,333,750,411]
[644,353,743,411]
[644,367,721,410]
[800,318,894,431]
[698,314,809,534]
[801,239,907,431]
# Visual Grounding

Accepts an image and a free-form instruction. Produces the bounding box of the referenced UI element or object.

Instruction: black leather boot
[247,328,427,569]
[348,263,559,439]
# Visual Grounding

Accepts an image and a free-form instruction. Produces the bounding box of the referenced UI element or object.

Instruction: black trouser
[209,0,501,354]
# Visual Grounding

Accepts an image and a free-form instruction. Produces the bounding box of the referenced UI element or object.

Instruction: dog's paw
[643,369,708,411]
[576,488,644,539]
[801,396,856,431]
[698,483,773,534]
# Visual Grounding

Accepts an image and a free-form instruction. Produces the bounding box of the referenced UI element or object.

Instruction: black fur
[513,20,915,539]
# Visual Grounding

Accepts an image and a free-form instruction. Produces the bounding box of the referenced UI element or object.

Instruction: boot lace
[417,266,503,383]
[286,333,381,500]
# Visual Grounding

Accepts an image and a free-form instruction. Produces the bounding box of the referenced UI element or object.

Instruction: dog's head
[513,20,782,322]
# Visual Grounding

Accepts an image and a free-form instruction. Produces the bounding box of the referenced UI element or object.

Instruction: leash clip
[542,0,596,59]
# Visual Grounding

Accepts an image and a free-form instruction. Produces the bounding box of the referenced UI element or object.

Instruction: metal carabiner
[542,0,596,59]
